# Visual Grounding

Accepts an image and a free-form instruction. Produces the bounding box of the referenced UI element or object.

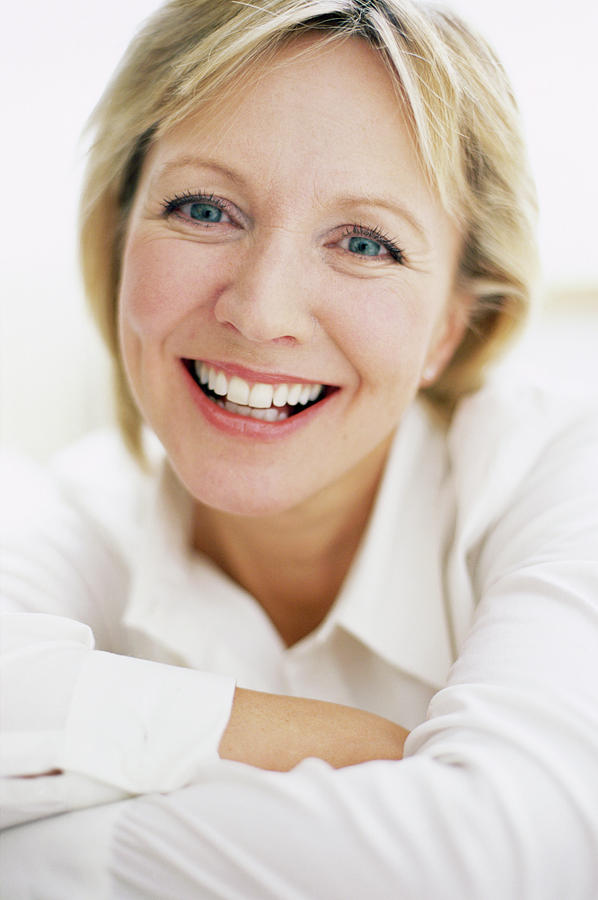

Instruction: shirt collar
[312,400,456,690]
[125,400,455,690]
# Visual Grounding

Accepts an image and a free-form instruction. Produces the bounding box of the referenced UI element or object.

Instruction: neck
[192,437,391,646]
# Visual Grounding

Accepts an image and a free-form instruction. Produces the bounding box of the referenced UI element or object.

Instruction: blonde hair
[80,0,538,459]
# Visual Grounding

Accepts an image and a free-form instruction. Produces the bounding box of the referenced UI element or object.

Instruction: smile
[186,360,329,422]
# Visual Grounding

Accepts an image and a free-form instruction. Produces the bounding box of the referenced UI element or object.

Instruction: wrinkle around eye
[323,252,409,283]
[160,214,245,242]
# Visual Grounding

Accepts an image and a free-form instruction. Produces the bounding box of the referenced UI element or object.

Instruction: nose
[213,229,315,345]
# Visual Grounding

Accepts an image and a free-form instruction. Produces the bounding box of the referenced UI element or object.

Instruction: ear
[419,290,472,388]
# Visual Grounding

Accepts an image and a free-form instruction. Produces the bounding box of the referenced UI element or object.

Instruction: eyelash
[161,191,406,264]
[161,190,232,219]
[339,224,405,264]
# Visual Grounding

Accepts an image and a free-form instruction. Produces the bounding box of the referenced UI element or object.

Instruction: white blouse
[1,377,598,898]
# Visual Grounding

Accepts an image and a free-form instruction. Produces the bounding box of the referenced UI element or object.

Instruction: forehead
[153,39,410,167]
[141,35,448,236]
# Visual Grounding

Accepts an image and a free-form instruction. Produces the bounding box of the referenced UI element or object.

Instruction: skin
[118,36,470,770]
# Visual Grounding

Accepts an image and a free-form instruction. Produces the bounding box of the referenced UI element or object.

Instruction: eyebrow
[156,156,429,242]
[332,193,428,243]
[156,157,248,188]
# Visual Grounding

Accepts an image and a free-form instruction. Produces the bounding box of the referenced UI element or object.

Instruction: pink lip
[180,361,337,441]
[188,358,327,387]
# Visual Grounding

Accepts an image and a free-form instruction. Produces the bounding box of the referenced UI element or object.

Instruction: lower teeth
[217,399,289,422]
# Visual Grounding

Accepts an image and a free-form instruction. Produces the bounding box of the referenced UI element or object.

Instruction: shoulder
[444,375,598,596]
[447,373,598,515]
[49,429,161,546]
[1,429,159,545]
[0,431,163,623]
[452,371,596,455]
[0,430,162,592]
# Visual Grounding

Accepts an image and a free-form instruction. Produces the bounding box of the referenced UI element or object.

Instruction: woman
[1,0,597,896]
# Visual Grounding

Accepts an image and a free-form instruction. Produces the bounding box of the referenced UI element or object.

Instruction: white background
[2,0,597,458]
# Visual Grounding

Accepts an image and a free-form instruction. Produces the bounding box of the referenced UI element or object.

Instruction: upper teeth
[195,362,323,409]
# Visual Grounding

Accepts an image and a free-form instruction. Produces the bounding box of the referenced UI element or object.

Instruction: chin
[172,458,312,519]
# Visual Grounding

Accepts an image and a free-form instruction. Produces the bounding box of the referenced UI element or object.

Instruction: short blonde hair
[80,0,538,459]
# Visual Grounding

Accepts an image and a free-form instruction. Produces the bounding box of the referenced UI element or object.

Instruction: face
[119,36,467,518]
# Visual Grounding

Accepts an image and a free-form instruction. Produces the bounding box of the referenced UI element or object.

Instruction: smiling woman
[117,36,467,519]
[82,2,538,467]
[1,1,598,898]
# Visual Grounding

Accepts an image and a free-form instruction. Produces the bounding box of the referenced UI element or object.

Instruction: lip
[180,360,338,440]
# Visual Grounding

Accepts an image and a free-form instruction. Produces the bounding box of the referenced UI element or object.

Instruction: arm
[31,397,595,900]
[5,401,598,897]
[0,614,236,827]
[219,688,408,770]
[1,451,406,831]
[10,524,598,900]
[0,454,235,826]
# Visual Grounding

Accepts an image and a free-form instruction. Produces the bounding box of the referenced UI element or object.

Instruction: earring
[421,363,438,386]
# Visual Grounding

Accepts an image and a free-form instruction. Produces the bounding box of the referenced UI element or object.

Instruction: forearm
[0,613,236,827]
[218,687,408,770]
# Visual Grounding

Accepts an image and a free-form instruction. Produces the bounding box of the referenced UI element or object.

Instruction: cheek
[118,235,220,339]
[325,282,436,384]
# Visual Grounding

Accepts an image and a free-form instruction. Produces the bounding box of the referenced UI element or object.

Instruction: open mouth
[184,360,334,422]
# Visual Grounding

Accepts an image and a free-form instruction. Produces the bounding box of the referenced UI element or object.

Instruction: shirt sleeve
[35,398,595,899]
[0,454,236,828]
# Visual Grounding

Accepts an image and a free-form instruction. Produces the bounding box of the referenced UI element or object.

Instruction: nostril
[212,279,313,345]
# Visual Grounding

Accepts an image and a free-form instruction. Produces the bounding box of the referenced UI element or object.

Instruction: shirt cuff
[64,650,236,794]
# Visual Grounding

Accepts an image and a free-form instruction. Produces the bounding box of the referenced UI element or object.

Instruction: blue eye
[348,235,383,257]
[161,192,234,227]
[189,202,223,223]
[337,225,404,264]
